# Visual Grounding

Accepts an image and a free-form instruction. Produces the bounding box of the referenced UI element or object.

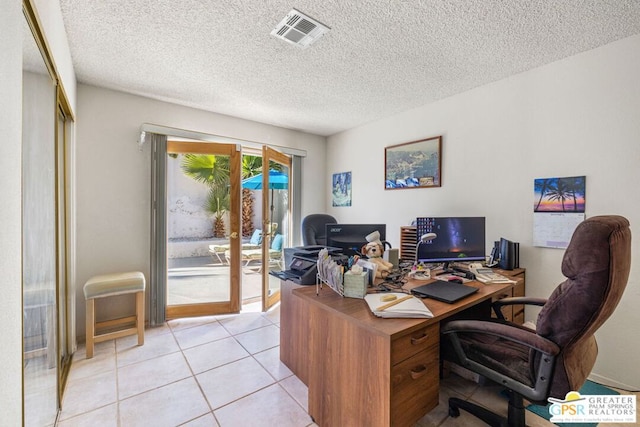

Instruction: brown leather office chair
[442,215,632,427]
[301,214,337,246]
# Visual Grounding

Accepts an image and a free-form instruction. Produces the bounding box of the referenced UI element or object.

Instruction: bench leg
[85,299,95,359]
[136,291,145,346]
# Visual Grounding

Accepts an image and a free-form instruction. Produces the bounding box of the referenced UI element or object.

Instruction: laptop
[411,280,479,303]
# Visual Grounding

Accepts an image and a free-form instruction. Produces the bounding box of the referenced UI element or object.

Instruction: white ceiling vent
[271,9,330,49]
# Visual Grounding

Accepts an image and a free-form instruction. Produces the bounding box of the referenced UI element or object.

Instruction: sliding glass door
[261,146,291,311]
[150,134,301,318]
[165,141,242,318]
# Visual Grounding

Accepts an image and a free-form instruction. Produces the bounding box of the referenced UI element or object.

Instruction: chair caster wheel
[449,406,460,418]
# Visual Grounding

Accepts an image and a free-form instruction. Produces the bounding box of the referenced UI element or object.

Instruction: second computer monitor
[416,217,485,265]
[326,224,387,257]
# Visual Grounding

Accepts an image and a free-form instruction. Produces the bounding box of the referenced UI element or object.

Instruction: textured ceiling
[59,1,640,136]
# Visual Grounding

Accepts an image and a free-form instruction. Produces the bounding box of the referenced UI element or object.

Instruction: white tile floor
[59,302,559,427]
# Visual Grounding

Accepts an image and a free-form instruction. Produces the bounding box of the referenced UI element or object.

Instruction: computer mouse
[447,276,463,284]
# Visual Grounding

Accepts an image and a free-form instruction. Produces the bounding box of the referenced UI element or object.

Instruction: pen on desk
[376,295,413,311]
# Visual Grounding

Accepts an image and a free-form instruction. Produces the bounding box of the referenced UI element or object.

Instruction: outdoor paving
[167,256,277,305]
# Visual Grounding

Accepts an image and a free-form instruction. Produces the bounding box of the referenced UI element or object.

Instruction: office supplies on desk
[316,248,345,295]
[496,237,520,270]
[376,294,413,311]
[364,293,433,318]
[355,258,377,285]
[343,270,367,298]
[469,266,516,284]
[411,280,479,303]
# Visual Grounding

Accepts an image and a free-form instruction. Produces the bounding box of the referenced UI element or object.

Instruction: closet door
[22,8,59,426]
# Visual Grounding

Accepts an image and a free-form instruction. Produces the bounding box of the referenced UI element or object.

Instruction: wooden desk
[280,279,515,427]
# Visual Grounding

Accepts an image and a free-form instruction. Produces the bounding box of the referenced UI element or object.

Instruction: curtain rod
[138,123,307,157]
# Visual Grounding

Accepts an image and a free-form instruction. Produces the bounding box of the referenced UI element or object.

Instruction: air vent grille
[271,9,330,49]
[295,19,316,34]
[286,15,300,27]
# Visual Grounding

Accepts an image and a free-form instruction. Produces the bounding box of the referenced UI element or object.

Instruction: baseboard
[588,372,639,391]
[447,361,482,383]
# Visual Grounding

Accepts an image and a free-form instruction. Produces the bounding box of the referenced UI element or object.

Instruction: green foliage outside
[180,153,263,238]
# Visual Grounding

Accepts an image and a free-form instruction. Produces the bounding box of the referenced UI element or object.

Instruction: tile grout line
[173,323,220,426]
[66,308,316,426]
[114,339,122,427]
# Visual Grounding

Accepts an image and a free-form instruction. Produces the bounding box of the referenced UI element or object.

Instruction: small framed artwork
[332,171,352,207]
[385,136,442,189]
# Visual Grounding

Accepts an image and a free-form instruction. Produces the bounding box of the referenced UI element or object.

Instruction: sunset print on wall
[534,176,586,213]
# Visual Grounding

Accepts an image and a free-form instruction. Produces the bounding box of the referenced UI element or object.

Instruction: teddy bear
[361,240,394,278]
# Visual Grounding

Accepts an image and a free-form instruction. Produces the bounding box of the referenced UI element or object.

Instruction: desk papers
[364,293,433,318]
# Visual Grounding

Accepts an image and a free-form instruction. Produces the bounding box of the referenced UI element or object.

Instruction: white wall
[327,35,640,389]
[74,84,326,337]
[0,1,25,422]
[167,154,212,240]
[32,0,77,113]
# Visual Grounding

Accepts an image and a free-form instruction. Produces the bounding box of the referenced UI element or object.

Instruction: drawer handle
[411,334,429,345]
[410,365,428,379]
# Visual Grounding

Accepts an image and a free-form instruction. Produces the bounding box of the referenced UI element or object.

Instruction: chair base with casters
[83,271,145,359]
[448,389,525,427]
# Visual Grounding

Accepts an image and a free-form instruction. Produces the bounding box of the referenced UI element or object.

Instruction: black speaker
[498,238,519,270]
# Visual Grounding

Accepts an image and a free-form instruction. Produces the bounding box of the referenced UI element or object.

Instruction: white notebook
[364,293,433,318]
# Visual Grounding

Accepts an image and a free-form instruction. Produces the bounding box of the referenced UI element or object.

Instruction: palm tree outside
[203,185,230,238]
[180,153,264,238]
[241,156,263,237]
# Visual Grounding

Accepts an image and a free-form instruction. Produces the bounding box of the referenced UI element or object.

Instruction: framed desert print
[385,136,442,189]
[332,171,352,207]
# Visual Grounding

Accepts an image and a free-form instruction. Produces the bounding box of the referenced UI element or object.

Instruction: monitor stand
[440,261,453,274]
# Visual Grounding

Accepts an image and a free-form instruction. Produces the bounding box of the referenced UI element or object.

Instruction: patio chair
[209,229,262,264]
[226,233,284,269]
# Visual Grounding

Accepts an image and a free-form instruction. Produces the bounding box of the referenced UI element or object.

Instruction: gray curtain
[149,132,168,325]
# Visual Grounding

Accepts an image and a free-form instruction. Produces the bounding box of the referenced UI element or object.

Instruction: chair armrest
[442,319,559,402]
[492,297,547,320]
[442,319,559,356]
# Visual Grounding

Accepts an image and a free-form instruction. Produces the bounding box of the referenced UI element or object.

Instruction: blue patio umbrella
[241,169,289,190]
[242,170,289,222]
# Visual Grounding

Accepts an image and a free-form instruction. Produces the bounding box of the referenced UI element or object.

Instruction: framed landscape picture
[385,136,442,189]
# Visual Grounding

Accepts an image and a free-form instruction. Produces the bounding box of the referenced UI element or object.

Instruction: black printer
[271,246,344,285]
[270,256,318,285]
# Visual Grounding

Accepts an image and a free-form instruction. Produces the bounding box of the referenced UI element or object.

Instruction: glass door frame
[165,141,242,318]
[22,1,76,423]
[261,146,291,311]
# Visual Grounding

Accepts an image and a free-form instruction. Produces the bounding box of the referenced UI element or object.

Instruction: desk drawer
[391,345,439,426]
[391,323,438,365]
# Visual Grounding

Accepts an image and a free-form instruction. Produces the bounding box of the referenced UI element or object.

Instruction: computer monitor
[416,217,485,266]
[326,224,387,257]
